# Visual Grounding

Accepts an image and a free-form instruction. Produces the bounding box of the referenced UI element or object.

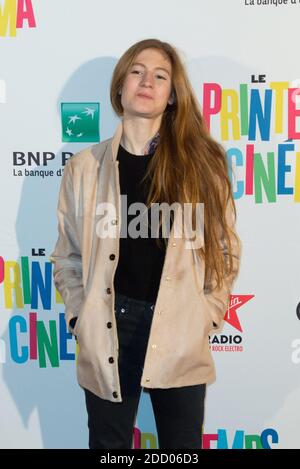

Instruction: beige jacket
[50,121,242,403]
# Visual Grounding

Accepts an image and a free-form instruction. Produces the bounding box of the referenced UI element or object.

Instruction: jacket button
[107,322,112,328]
[106,287,111,294]
[172,242,176,247]
[109,254,116,260]
[111,219,118,225]
[146,378,150,382]
[165,276,171,281]
[112,391,118,398]
[108,356,114,363]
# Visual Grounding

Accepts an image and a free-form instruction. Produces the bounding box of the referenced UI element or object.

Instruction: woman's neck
[120,118,161,155]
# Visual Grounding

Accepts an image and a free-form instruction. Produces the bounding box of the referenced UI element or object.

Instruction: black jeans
[84,291,206,449]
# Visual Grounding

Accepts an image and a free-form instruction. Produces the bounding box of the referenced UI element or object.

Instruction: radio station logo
[0,0,36,38]
[224,294,254,332]
[61,102,100,143]
[210,294,255,353]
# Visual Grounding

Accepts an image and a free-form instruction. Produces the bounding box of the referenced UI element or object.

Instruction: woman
[50,38,242,449]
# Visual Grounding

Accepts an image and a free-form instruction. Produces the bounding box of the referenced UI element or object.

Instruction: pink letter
[29,312,37,360]
[0,256,4,283]
[245,144,254,195]
[203,83,222,132]
[16,0,36,28]
[288,88,300,140]
[133,426,141,449]
[202,433,218,449]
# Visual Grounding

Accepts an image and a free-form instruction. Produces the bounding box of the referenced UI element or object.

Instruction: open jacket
[50,121,242,403]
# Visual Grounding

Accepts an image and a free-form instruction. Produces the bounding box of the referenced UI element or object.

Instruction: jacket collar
[111,120,123,162]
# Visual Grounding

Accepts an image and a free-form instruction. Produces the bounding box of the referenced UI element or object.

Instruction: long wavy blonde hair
[110,38,240,291]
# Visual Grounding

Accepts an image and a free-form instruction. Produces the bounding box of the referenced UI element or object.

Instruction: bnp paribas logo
[0,0,36,38]
[61,102,100,143]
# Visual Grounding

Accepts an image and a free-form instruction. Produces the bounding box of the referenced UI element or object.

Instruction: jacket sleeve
[203,197,242,332]
[50,160,84,335]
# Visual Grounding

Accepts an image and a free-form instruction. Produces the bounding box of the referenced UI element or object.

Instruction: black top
[113,144,171,303]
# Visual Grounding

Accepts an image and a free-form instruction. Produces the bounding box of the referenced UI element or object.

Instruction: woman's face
[120,48,173,120]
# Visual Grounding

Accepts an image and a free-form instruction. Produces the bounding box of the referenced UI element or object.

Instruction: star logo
[82,107,96,119]
[68,115,82,124]
[61,102,100,142]
[224,294,254,332]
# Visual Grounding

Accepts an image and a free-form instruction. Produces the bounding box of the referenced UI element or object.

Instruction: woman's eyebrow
[131,62,171,76]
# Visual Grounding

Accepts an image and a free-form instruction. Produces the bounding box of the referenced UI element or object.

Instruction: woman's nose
[140,71,154,86]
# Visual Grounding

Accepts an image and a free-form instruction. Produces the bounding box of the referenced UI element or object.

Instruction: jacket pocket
[72,296,87,338]
[69,316,78,332]
[73,316,80,336]
[200,294,214,332]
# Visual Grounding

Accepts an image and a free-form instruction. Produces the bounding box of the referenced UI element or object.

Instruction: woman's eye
[131,70,167,80]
